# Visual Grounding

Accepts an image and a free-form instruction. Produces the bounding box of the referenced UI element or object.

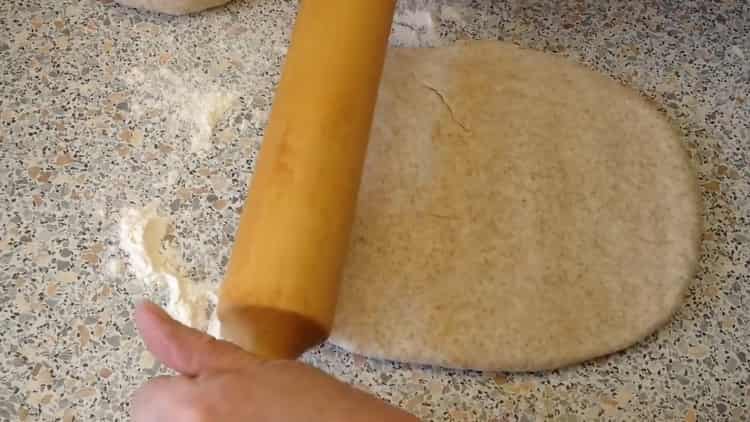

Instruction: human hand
[132,301,418,422]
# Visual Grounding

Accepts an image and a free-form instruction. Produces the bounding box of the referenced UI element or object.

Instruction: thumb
[134,300,256,376]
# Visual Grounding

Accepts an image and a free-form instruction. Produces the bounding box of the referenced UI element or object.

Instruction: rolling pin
[218,0,397,359]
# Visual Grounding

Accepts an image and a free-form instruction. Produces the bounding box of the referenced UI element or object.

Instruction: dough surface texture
[114,0,232,15]
[329,41,702,371]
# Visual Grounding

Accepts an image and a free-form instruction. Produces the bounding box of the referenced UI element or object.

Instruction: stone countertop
[1,0,748,420]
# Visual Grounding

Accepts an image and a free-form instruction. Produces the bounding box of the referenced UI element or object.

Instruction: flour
[439,5,464,24]
[186,90,237,152]
[106,258,123,277]
[123,67,238,153]
[392,7,439,47]
[119,204,221,336]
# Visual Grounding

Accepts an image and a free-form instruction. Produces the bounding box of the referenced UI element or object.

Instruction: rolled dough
[114,0,232,15]
[329,41,701,372]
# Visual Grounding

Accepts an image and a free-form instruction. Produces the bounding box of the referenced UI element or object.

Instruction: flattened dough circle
[329,41,701,372]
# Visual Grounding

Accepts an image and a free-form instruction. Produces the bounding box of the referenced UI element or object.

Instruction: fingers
[135,300,256,376]
[131,375,193,422]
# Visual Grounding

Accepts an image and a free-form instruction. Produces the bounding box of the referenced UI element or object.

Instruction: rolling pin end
[219,305,329,360]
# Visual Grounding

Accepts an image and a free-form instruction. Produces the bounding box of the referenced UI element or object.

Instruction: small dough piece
[329,41,701,371]
[114,0,232,15]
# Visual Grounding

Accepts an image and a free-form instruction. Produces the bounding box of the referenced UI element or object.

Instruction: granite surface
[1,0,748,421]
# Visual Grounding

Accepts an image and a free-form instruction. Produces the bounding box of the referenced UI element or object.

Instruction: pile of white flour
[119,204,221,338]
[124,67,238,153]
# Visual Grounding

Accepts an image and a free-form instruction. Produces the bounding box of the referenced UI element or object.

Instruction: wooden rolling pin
[218,1,397,359]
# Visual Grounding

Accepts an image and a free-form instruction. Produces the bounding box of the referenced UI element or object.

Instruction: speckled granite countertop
[1,0,748,421]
